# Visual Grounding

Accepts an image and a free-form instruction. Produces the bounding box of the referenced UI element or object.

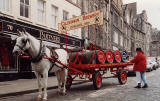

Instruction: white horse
[13,30,69,101]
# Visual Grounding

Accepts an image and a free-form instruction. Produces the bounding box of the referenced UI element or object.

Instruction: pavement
[0,76,84,98]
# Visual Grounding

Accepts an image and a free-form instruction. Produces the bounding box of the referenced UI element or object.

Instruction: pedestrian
[130,48,148,88]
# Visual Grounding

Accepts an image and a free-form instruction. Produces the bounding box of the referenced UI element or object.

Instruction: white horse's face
[13,31,30,56]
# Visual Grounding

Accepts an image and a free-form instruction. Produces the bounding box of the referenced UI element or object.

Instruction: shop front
[0,16,83,74]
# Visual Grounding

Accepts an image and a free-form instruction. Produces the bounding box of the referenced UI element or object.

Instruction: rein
[18,39,66,69]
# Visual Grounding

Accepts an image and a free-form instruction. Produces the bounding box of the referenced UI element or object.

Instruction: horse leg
[42,70,48,101]
[61,68,68,95]
[35,72,43,101]
[55,71,61,94]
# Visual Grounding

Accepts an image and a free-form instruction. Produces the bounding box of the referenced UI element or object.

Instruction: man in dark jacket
[130,48,148,88]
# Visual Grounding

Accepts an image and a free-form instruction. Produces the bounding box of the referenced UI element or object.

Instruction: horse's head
[13,30,30,56]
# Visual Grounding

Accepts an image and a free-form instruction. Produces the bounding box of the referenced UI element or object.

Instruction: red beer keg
[105,50,114,63]
[97,50,106,64]
[114,50,122,63]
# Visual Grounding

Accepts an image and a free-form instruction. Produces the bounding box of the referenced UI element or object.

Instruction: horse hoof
[43,99,47,101]
[37,97,42,101]
[56,91,60,95]
[61,92,67,96]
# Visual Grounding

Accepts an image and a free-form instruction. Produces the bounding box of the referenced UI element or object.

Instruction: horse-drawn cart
[13,10,134,100]
[64,49,133,90]
[57,10,133,90]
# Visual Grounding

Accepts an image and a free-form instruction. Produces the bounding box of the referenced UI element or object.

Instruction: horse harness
[16,39,65,70]
[30,41,65,70]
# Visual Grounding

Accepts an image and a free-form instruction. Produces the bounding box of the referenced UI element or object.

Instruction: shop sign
[0,18,82,47]
[40,31,60,43]
[58,10,104,33]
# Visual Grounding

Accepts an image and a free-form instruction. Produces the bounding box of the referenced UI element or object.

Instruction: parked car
[157,57,160,68]
[147,60,153,72]
[147,57,158,70]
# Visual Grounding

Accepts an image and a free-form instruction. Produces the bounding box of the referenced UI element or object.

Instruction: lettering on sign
[7,24,13,31]
[40,31,60,43]
[58,10,104,33]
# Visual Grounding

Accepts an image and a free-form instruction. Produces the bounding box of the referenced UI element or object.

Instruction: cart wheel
[66,75,72,90]
[92,72,102,90]
[117,70,127,84]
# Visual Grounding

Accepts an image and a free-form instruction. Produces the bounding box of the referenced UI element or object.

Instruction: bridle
[15,40,28,53]
[15,44,26,51]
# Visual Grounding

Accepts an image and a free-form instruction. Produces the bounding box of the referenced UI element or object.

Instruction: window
[127,39,130,47]
[0,0,9,12]
[113,31,118,44]
[125,27,128,36]
[113,13,119,27]
[72,0,78,4]
[126,14,129,24]
[120,35,123,46]
[120,19,123,29]
[37,0,45,23]
[51,6,58,28]
[113,13,118,26]
[63,11,68,20]
[20,0,29,18]
[72,15,79,37]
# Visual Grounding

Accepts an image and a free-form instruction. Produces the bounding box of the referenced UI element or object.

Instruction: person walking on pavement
[130,48,148,88]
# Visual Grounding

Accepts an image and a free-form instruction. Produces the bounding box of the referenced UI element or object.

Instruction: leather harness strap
[31,40,44,63]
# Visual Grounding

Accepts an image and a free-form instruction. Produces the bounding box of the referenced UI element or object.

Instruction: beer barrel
[114,50,122,63]
[69,50,105,64]
[105,50,114,63]
[121,51,129,62]
[97,50,106,64]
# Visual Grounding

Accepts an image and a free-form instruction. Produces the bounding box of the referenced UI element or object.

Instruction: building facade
[133,10,152,56]
[150,29,160,56]
[0,0,83,73]
[81,0,111,50]
[81,0,152,56]
[110,0,124,51]
[122,2,137,55]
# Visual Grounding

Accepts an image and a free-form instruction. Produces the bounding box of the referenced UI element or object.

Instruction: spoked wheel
[66,75,72,90]
[117,70,127,84]
[92,72,102,90]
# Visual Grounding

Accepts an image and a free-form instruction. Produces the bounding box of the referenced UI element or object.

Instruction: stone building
[110,0,124,51]
[81,0,152,56]
[150,29,160,56]
[123,2,152,56]
[82,0,124,50]
[81,0,111,49]
[0,0,83,72]
[123,2,137,55]
[133,10,152,56]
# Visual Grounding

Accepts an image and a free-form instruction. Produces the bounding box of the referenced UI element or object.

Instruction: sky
[123,0,160,30]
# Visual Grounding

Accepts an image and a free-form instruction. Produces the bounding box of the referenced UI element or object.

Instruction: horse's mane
[26,33,39,44]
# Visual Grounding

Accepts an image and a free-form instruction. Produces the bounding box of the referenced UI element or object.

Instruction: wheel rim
[121,71,127,83]
[96,74,102,88]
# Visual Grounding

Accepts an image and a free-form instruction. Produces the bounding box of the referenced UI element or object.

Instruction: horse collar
[31,40,45,63]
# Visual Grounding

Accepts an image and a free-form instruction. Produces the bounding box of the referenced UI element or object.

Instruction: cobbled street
[1,68,160,101]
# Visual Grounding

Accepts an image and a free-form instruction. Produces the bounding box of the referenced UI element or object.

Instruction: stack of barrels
[97,50,129,64]
[69,49,129,64]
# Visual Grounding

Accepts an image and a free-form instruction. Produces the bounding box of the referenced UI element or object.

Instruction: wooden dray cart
[58,10,133,90]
